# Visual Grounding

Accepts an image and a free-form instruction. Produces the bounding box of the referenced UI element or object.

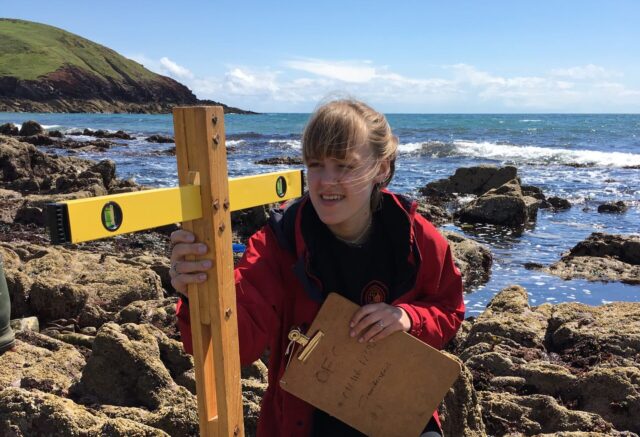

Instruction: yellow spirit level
[47,169,304,244]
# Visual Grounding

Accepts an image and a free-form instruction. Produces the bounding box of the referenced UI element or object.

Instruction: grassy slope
[0,18,159,82]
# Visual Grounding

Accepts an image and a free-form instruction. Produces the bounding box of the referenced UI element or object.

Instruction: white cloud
[121,55,640,112]
[285,59,377,83]
[550,64,621,80]
[159,57,193,79]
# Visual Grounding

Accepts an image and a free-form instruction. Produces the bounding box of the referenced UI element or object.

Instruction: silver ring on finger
[377,320,384,328]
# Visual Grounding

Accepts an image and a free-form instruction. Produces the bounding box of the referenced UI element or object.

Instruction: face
[306,142,389,240]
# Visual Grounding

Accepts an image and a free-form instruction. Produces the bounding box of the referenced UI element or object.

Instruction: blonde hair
[302,99,398,207]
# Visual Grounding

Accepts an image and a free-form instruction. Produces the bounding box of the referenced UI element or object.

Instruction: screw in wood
[218,222,226,233]
[225,308,233,320]
[212,115,218,125]
[212,199,219,211]
[233,425,240,436]
[223,199,230,211]
[212,134,220,146]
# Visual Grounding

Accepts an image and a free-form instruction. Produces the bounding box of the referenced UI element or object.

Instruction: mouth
[320,194,345,201]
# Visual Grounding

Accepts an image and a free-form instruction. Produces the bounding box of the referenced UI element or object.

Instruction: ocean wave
[268,139,301,149]
[398,139,640,167]
[226,139,245,147]
[453,140,640,167]
[519,119,541,122]
[41,124,61,129]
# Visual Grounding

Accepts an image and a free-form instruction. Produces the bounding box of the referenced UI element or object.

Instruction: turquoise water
[2,112,639,313]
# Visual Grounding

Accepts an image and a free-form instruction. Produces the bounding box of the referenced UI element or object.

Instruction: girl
[169,99,464,437]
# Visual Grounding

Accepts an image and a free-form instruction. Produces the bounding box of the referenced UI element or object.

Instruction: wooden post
[173,107,244,437]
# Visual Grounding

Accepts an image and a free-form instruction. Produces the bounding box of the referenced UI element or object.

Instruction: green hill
[0,19,251,114]
[0,19,158,82]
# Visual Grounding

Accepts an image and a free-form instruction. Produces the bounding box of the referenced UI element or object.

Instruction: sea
[1,112,639,315]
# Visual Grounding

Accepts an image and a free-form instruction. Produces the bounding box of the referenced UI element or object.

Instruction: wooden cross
[47,106,304,437]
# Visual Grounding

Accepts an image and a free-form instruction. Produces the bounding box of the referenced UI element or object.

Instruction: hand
[349,303,411,343]
[169,229,212,296]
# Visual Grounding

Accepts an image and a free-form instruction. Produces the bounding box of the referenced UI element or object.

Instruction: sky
[3,0,640,113]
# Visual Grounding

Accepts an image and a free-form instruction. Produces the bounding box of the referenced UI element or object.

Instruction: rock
[598,201,628,213]
[421,165,518,197]
[541,196,572,210]
[116,298,179,340]
[440,230,492,289]
[479,392,613,435]
[18,120,44,136]
[0,123,19,136]
[547,301,640,363]
[543,233,640,284]
[58,138,114,151]
[10,316,39,333]
[417,199,452,226]
[454,179,540,226]
[462,285,550,351]
[255,156,303,165]
[522,184,547,201]
[0,188,24,223]
[48,129,64,138]
[0,388,167,436]
[89,159,117,189]
[439,359,486,436]
[85,129,134,140]
[567,367,640,433]
[0,242,164,325]
[22,134,55,146]
[231,205,271,241]
[14,191,96,226]
[75,322,194,409]
[0,135,101,194]
[146,134,174,143]
[0,330,85,396]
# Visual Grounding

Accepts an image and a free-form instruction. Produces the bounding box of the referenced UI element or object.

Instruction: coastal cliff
[0,19,253,114]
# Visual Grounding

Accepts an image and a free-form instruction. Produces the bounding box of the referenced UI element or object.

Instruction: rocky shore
[1,124,638,436]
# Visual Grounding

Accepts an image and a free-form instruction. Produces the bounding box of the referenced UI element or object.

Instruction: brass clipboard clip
[288,328,324,362]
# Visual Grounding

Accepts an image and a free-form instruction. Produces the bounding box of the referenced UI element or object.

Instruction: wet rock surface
[542,233,640,284]
[455,178,540,226]
[452,285,640,435]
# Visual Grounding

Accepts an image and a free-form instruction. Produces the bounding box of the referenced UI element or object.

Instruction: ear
[375,159,391,184]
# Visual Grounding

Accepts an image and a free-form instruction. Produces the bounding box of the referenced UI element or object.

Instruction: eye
[306,160,321,168]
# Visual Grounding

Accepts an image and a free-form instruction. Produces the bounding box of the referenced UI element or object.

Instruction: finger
[360,321,386,343]
[350,303,381,329]
[171,272,207,296]
[173,259,212,276]
[350,311,382,338]
[170,229,197,244]
[170,242,208,264]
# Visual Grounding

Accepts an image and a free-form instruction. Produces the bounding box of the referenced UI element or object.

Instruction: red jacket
[177,191,465,436]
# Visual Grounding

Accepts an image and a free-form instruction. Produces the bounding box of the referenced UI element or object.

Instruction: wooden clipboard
[279,293,461,437]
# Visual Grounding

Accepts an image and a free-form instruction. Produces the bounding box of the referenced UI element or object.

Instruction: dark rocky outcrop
[420,165,518,197]
[541,196,572,211]
[454,179,540,226]
[598,201,628,213]
[542,233,640,284]
[440,230,492,289]
[0,123,19,136]
[255,156,303,165]
[146,134,174,143]
[18,120,43,136]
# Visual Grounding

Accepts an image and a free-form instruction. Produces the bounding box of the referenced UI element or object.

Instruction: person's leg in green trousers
[0,258,16,354]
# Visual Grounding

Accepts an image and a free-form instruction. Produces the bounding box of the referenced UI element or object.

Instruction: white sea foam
[519,119,542,122]
[451,140,640,167]
[226,139,245,147]
[397,142,425,153]
[41,124,61,129]
[268,139,302,149]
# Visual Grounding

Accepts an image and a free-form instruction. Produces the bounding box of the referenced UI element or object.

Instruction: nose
[318,166,341,185]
